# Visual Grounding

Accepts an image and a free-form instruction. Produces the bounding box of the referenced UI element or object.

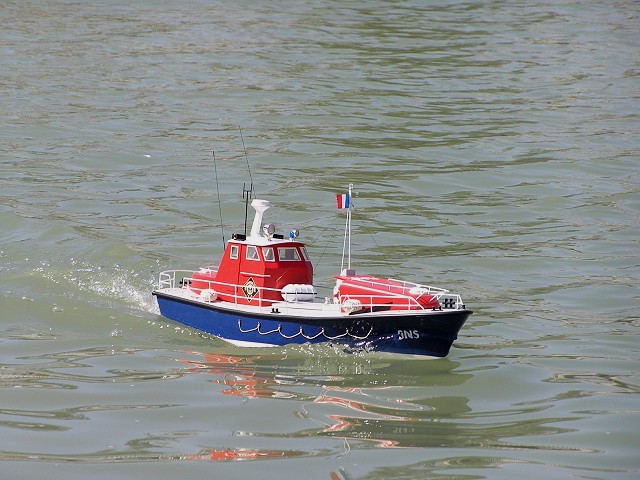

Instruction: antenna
[239,126,256,236]
[212,150,226,249]
[242,182,254,237]
[238,126,254,191]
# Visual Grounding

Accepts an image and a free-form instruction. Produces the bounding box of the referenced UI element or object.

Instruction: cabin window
[246,245,260,261]
[300,247,310,261]
[262,247,275,262]
[278,247,300,261]
[230,245,239,260]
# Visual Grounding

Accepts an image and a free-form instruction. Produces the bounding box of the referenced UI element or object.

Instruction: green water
[1,1,639,479]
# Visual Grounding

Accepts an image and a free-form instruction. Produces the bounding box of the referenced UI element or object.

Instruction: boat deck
[155,268,466,319]
[157,287,347,317]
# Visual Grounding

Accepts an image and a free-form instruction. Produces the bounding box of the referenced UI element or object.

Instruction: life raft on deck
[335,275,440,311]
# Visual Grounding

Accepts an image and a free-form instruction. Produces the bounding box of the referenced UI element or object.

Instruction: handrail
[157,270,464,312]
[377,277,449,295]
[157,270,289,308]
[338,293,422,310]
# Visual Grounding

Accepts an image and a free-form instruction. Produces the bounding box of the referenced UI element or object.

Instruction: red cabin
[190,199,314,306]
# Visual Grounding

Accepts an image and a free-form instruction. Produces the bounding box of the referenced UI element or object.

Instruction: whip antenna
[212,150,226,249]
[238,126,254,191]
[238,126,255,236]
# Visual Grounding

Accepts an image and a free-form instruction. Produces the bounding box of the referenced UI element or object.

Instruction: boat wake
[37,258,159,315]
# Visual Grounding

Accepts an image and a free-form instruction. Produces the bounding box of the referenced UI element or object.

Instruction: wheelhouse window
[230,245,239,260]
[262,247,275,262]
[300,247,310,261]
[246,245,260,261]
[278,247,300,261]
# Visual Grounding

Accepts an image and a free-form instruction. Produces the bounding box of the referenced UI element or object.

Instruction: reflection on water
[0,328,635,480]
[176,348,589,454]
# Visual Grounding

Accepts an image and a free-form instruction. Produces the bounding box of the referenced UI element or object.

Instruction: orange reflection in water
[186,447,307,462]
[179,351,284,398]
[310,392,414,448]
[177,350,469,452]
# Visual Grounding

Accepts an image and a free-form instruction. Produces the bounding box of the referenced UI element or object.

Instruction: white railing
[157,270,465,312]
[337,293,421,311]
[386,277,449,295]
[158,270,197,290]
[158,270,301,309]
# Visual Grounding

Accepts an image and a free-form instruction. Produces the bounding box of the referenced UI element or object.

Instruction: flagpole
[339,184,354,274]
[341,212,348,273]
[347,183,353,271]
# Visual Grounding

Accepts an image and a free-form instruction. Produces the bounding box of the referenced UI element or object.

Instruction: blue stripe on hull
[154,293,470,357]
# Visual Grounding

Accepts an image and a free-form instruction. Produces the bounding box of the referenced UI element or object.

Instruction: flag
[336,193,350,209]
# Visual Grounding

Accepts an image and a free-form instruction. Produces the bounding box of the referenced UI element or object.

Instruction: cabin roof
[227,237,305,247]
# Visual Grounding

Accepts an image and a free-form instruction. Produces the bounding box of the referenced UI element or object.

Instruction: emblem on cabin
[242,277,259,302]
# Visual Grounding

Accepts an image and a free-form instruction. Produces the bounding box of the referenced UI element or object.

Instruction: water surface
[1,1,639,479]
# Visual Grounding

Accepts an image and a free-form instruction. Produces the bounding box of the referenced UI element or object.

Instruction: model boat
[152,185,472,356]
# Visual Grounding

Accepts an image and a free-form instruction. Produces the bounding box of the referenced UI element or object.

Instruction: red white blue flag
[336,193,350,209]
